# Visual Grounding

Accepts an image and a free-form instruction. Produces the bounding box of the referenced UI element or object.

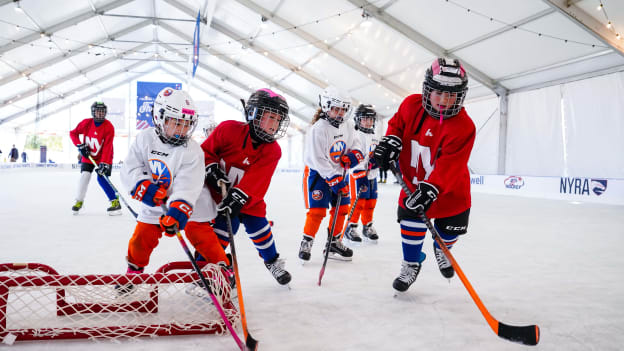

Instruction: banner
[101,97,126,130]
[136,81,182,130]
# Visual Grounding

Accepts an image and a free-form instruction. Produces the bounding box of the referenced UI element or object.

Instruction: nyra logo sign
[329,140,346,163]
[560,177,608,196]
[149,159,172,189]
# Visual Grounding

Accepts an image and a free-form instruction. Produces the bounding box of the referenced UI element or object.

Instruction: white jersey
[352,126,381,180]
[121,128,216,224]
[303,118,364,179]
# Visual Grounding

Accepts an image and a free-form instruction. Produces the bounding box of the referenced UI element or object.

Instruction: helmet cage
[319,86,351,127]
[422,58,468,119]
[245,88,290,143]
[152,88,197,146]
[91,102,107,123]
[353,104,377,134]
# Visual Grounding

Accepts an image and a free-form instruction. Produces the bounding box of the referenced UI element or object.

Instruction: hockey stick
[220,183,259,351]
[388,161,540,346]
[318,167,348,286]
[160,204,246,351]
[339,165,371,241]
[87,155,138,218]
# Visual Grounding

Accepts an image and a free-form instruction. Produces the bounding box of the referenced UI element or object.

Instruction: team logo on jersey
[163,88,173,96]
[425,129,433,137]
[590,179,607,196]
[504,176,524,189]
[329,140,346,163]
[312,190,323,201]
[149,159,172,189]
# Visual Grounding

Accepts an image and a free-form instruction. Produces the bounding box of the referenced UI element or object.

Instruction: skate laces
[331,239,348,251]
[398,262,420,283]
[434,246,452,268]
[266,258,287,277]
[364,224,376,235]
[300,238,313,253]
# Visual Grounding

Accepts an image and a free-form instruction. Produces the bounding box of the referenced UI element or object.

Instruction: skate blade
[393,290,409,298]
[108,210,122,216]
[300,259,309,266]
[72,211,80,216]
[327,253,353,262]
[364,237,378,244]
[345,238,362,247]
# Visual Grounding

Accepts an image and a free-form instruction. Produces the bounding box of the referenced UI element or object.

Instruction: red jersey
[69,118,115,164]
[201,120,281,217]
[387,94,475,218]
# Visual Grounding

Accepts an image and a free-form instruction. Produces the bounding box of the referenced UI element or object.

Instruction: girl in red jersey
[199,89,292,286]
[69,102,121,215]
[374,58,476,293]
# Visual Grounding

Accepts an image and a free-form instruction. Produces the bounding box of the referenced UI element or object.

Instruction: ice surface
[1,169,623,350]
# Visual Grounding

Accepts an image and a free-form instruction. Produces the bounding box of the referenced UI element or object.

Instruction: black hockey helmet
[243,88,290,143]
[422,57,468,119]
[91,101,107,122]
[353,104,377,134]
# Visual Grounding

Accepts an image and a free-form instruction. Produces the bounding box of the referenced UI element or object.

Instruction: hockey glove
[160,200,194,236]
[217,187,248,218]
[326,174,349,196]
[132,179,167,207]
[205,163,230,190]
[368,152,378,169]
[340,149,364,169]
[77,143,90,158]
[96,163,111,176]
[404,182,439,214]
[373,135,402,171]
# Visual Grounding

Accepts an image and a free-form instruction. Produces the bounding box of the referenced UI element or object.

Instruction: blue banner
[192,11,201,78]
[136,81,182,130]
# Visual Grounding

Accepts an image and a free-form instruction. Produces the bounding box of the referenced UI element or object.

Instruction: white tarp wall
[506,71,624,179]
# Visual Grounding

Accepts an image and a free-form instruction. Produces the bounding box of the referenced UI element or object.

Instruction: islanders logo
[590,179,607,196]
[149,159,172,189]
[163,88,173,97]
[312,190,323,201]
[329,140,346,163]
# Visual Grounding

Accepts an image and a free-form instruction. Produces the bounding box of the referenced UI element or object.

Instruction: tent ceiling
[1,0,623,129]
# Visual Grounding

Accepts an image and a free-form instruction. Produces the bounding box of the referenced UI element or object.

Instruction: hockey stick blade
[498,323,540,346]
[245,335,259,351]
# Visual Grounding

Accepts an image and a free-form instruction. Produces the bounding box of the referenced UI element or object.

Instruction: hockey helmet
[91,101,107,123]
[244,88,290,143]
[152,87,197,146]
[353,104,377,134]
[318,86,351,127]
[422,57,468,119]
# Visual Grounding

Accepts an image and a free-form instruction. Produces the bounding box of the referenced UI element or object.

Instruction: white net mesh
[0,262,239,343]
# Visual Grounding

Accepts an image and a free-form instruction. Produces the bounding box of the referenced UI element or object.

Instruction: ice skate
[343,223,362,243]
[434,243,455,279]
[392,256,424,294]
[107,198,122,216]
[265,254,292,286]
[362,222,379,242]
[72,200,83,215]
[324,237,353,261]
[115,265,143,297]
[298,235,314,264]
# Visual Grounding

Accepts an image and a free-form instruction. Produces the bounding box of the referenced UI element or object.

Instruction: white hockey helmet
[152,87,197,146]
[319,86,351,127]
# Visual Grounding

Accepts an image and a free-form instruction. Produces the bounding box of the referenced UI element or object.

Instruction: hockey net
[0,262,239,344]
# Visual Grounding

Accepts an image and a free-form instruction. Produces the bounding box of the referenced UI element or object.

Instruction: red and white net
[0,262,239,344]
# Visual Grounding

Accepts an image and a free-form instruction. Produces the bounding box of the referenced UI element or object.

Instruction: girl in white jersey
[343,104,381,243]
[118,88,226,292]
[299,86,364,262]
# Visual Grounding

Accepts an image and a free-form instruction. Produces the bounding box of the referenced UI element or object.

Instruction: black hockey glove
[373,135,402,171]
[205,163,231,191]
[217,187,248,218]
[96,163,111,176]
[77,143,90,158]
[404,182,439,214]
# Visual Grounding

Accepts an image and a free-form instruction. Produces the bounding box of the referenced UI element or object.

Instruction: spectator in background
[10,145,18,162]
[21,151,27,163]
